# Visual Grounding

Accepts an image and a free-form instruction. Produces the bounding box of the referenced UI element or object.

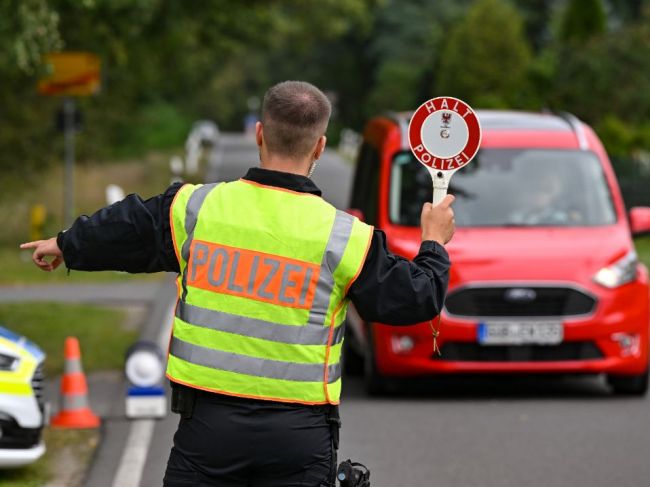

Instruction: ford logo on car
[503,288,537,302]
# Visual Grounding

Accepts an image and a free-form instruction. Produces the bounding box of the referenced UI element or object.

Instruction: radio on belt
[408,96,482,205]
[124,341,166,418]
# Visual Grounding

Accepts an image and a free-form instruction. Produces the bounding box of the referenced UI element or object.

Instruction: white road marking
[111,301,175,487]
[111,419,156,487]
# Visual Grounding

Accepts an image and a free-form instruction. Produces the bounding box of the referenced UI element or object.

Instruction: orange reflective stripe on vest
[187,241,320,309]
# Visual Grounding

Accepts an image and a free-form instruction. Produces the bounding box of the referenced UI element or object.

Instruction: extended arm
[348,195,454,325]
[348,232,450,325]
[21,183,182,274]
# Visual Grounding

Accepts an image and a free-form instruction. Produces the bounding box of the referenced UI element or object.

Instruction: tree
[559,0,606,44]
[0,0,63,74]
[511,0,556,52]
[365,0,470,115]
[0,0,374,182]
[551,19,650,128]
[435,0,533,108]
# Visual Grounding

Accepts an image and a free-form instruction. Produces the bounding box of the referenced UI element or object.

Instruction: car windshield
[390,149,617,227]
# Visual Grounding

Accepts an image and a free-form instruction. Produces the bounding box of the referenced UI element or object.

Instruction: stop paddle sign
[408,96,482,205]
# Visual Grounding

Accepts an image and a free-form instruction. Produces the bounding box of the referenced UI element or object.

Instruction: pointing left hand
[20,237,63,272]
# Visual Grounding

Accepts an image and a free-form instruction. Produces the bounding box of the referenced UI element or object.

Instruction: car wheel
[607,370,649,396]
[364,327,388,395]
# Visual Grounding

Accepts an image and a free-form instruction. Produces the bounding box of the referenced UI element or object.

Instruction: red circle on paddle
[408,96,481,171]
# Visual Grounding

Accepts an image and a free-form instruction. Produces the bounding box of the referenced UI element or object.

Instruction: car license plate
[477,321,563,345]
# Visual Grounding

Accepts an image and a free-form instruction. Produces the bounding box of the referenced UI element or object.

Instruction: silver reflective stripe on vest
[176,300,344,346]
[180,183,220,300]
[170,335,341,383]
[307,210,355,326]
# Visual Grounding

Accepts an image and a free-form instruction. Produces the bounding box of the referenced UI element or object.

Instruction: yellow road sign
[38,52,101,96]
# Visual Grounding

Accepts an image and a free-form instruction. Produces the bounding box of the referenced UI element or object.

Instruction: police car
[0,326,47,467]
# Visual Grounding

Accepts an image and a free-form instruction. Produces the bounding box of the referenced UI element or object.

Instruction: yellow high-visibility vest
[167,179,373,405]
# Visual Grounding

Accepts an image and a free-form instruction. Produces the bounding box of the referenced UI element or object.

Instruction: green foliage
[0,0,63,74]
[0,426,98,486]
[559,0,607,44]
[550,19,650,126]
[0,0,376,187]
[113,102,192,157]
[511,0,555,52]
[1,0,650,189]
[526,47,559,109]
[612,155,650,208]
[367,61,423,113]
[436,0,533,108]
[635,237,650,269]
[365,0,469,114]
[607,0,645,24]
[596,116,650,156]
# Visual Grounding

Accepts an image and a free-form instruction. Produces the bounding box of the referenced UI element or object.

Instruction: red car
[346,110,650,395]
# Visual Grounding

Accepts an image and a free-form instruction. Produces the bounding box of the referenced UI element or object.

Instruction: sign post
[39,52,101,228]
[62,98,76,228]
[408,97,482,205]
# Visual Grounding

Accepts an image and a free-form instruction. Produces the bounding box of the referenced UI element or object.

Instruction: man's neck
[260,157,311,177]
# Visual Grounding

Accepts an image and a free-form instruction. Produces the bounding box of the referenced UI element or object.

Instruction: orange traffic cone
[51,337,100,429]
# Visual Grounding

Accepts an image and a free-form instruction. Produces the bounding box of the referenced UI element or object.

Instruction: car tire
[364,327,388,395]
[607,370,649,396]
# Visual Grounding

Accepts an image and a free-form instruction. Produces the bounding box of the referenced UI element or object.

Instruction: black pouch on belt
[170,381,196,419]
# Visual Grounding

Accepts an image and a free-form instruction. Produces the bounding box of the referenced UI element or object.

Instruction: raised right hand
[420,195,455,245]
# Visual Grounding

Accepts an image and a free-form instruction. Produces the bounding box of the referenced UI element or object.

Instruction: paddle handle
[431,169,450,206]
[432,186,448,206]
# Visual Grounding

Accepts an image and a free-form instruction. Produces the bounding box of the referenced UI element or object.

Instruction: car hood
[0,325,45,364]
[387,224,632,285]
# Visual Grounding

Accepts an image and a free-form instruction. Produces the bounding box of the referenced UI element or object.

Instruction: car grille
[445,286,597,317]
[31,362,46,411]
[436,342,603,362]
[0,417,41,449]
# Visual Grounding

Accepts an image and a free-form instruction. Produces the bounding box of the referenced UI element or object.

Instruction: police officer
[21,81,455,487]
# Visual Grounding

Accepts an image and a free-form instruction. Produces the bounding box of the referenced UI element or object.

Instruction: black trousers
[163,390,335,487]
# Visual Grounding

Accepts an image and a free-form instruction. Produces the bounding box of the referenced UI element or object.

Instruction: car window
[390,149,617,227]
[351,143,380,225]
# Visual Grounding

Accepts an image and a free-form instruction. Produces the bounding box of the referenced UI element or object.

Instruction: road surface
[110,134,650,487]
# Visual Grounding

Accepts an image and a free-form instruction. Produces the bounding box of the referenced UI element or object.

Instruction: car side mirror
[629,207,650,236]
[347,208,365,221]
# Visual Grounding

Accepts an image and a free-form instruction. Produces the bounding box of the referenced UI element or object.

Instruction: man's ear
[314,135,327,160]
[255,122,263,148]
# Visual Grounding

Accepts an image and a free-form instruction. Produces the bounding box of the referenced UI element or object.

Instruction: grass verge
[0,302,135,486]
[634,236,650,268]
[0,302,138,376]
[0,149,177,285]
[0,429,99,487]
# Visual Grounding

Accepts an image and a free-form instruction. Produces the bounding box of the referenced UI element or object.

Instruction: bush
[436,0,533,108]
[111,102,192,158]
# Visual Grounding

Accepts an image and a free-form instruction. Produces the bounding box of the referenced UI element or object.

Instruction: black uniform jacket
[58,167,451,326]
[56,167,451,439]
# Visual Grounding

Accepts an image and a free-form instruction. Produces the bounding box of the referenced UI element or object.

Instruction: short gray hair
[261,81,331,159]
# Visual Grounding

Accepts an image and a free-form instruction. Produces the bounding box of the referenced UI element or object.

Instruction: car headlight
[593,250,638,288]
[0,353,19,371]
